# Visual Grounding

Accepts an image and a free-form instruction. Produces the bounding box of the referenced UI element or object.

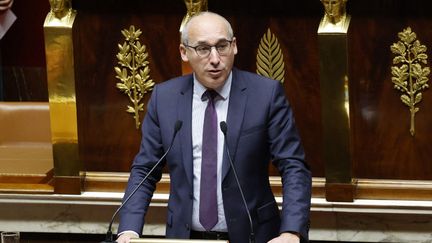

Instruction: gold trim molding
[390,27,430,136]
[83,172,432,201]
[115,25,155,129]
[256,28,285,83]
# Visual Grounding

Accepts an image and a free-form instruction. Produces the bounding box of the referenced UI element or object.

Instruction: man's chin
[201,78,225,89]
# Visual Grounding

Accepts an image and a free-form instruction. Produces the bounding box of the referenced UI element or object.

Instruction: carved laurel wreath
[256,28,286,83]
[115,25,155,129]
[390,27,430,136]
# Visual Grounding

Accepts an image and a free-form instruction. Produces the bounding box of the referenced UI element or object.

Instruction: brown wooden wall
[3,0,432,185]
[70,0,326,176]
[0,0,49,101]
[348,1,432,180]
[73,0,185,172]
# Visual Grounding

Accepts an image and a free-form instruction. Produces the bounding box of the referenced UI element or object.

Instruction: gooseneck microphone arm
[219,121,255,243]
[102,120,183,243]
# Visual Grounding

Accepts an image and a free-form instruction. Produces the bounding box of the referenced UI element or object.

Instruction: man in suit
[117,12,311,243]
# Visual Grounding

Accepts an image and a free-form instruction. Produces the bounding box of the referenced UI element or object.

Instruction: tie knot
[203,90,219,101]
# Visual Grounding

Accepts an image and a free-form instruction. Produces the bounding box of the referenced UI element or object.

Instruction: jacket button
[185,224,190,230]
[189,192,193,199]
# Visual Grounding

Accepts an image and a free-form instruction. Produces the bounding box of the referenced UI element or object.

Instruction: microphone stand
[101,121,183,243]
[220,121,255,243]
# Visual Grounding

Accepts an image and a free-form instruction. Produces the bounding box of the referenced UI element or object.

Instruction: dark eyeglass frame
[183,40,233,58]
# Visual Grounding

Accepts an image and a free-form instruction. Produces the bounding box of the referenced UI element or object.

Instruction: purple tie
[199,90,218,231]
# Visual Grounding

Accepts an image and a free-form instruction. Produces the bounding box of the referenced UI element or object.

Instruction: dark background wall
[0,0,49,101]
[2,0,432,182]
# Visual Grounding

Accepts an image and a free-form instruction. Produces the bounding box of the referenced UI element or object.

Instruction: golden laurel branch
[390,27,430,136]
[256,28,285,83]
[115,25,155,129]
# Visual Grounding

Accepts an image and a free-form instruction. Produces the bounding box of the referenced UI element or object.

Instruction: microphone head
[220,121,227,134]
[174,120,183,132]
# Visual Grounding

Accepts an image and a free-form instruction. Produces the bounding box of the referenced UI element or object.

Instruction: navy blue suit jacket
[119,68,312,243]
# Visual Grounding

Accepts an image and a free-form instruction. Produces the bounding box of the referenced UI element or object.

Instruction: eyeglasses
[184,40,233,58]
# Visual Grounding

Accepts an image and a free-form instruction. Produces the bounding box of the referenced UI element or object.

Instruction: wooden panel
[229,15,324,177]
[84,172,432,201]
[2,67,48,101]
[356,179,432,200]
[0,1,49,67]
[2,0,432,197]
[349,2,432,180]
[211,1,324,176]
[72,0,325,177]
[0,0,49,102]
[73,1,184,172]
[83,172,326,199]
[0,183,53,194]
[0,171,54,194]
[70,0,432,183]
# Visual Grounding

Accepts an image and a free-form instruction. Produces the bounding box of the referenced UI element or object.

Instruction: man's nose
[208,47,221,64]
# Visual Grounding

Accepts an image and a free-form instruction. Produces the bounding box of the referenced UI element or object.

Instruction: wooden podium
[130,239,228,243]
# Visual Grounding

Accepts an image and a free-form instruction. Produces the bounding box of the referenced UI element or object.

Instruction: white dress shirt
[191,72,232,232]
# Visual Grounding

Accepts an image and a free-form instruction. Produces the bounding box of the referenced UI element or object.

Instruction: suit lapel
[178,75,194,187]
[222,69,247,181]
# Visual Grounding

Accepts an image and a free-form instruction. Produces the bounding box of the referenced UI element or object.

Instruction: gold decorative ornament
[318,0,350,33]
[115,25,155,129]
[44,0,81,193]
[180,0,208,33]
[318,8,352,193]
[256,28,285,83]
[45,0,76,27]
[390,27,430,136]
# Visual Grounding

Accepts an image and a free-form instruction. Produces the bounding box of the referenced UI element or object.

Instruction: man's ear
[179,44,189,62]
[232,37,238,55]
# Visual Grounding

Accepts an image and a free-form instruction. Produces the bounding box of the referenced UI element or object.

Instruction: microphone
[102,120,183,243]
[219,121,255,243]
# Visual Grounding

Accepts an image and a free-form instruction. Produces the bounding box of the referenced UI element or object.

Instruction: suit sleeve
[268,82,312,241]
[118,85,165,235]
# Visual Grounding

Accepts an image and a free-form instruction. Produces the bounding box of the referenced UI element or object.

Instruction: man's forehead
[188,23,229,41]
[193,38,230,45]
[189,16,225,30]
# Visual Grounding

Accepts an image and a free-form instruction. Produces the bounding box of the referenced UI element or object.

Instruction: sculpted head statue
[184,0,207,13]
[180,0,208,33]
[49,0,72,19]
[320,0,348,24]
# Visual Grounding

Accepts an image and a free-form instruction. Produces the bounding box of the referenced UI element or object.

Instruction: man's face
[180,14,237,90]
[49,0,65,13]
[321,0,345,20]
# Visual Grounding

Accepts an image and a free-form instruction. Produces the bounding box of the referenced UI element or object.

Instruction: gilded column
[318,0,354,202]
[44,0,81,194]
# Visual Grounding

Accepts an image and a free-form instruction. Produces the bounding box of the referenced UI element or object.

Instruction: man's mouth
[208,70,222,76]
